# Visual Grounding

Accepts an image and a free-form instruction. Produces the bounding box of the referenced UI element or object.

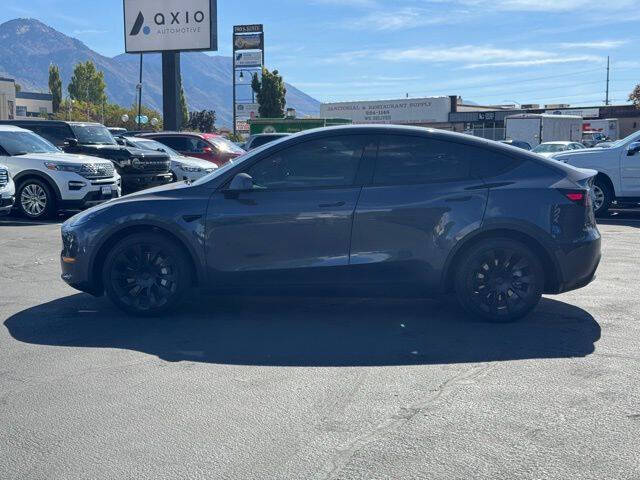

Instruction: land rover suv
[0,120,172,194]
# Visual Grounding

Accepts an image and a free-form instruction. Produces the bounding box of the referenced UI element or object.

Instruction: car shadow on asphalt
[4,294,600,367]
[597,208,640,228]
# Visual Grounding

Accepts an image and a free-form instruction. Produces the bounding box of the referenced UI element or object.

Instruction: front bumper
[121,172,173,193]
[58,186,120,211]
[0,179,16,215]
[60,224,101,295]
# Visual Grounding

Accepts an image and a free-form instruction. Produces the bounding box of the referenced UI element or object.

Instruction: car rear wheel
[17,179,56,220]
[103,233,192,316]
[454,238,544,322]
[591,180,612,217]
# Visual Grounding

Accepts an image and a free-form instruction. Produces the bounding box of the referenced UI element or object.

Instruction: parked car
[552,129,640,216]
[595,141,615,149]
[0,120,172,194]
[117,136,217,182]
[106,127,127,136]
[139,132,245,166]
[243,133,291,151]
[582,131,607,148]
[499,139,532,150]
[0,163,15,216]
[532,141,585,158]
[61,125,601,322]
[0,125,120,219]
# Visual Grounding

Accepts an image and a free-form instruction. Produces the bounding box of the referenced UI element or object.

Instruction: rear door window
[154,136,190,151]
[374,135,473,185]
[373,135,522,184]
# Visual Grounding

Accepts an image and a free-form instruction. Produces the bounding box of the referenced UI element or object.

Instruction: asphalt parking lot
[1,211,639,479]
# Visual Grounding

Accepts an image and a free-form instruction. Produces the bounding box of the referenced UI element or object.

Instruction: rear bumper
[552,230,601,294]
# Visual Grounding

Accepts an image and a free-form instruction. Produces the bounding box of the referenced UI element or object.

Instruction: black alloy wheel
[455,238,544,322]
[103,234,191,316]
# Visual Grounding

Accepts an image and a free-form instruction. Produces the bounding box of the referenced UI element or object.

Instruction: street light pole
[137,53,143,129]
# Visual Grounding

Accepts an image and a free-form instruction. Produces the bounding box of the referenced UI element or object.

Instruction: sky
[2,0,639,107]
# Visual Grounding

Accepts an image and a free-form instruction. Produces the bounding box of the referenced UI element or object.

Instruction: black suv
[0,120,172,194]
[61,125,601,321]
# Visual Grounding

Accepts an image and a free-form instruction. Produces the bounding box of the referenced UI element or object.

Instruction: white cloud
[378,45,555,63]
[447,0,635,12]
[344,7,463,31]
[464,55,603,68]
[558,40,628,49]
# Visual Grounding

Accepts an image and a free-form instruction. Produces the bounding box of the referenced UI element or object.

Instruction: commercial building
[0,76,53,120]
[320,95,640,141]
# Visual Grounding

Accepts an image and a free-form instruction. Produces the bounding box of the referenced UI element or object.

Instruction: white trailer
[505,114,583,147]
[582,118,619,140]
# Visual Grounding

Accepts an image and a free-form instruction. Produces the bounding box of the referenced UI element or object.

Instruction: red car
[139,132,245,166]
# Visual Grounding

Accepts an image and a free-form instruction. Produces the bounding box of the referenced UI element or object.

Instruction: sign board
[546,108,600,119]
[236,120,250,132]
[234,34,263,51]
[235,51,262,67]
[320,97,452,125]
[123,0,217,53]
[234,24,262,33]
[236,103,260,118]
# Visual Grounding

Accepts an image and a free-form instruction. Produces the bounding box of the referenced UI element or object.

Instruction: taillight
[560,189,589,207]
[565,192,584,202]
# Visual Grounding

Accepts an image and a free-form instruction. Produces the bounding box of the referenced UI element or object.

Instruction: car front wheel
[103,233,192,316]
[454,238,544,322]
[17,179,56,220]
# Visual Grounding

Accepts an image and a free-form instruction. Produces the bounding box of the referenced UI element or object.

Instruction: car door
[205,135,374,287]
[620,142,640,195]
[349,135,490,294]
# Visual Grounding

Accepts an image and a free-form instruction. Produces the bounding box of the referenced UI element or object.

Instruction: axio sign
[320,97,452,125]
[124,0,217,53]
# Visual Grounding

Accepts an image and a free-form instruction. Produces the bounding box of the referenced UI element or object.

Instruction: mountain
[0,18,320,126]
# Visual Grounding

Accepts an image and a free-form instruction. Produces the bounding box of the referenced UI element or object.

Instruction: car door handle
[446,196,472,202]
[319,201,346,208]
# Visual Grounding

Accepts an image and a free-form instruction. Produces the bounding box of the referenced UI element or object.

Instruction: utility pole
[605,56,610,106]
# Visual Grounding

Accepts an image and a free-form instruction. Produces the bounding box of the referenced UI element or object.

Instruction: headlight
[178,165,204,173]
[45,162,84,173]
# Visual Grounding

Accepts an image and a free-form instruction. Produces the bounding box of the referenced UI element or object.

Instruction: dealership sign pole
[123,0,217,131]
[233,24,264,136]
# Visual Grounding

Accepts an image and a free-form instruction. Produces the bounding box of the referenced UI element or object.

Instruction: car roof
[539,141,574,145]
[139,131,204,137]
[0,125,28,132]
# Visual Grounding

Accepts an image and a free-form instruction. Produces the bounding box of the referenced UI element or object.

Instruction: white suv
[0,125,120,220]
[0,163,15,216]
[552,129,640,216]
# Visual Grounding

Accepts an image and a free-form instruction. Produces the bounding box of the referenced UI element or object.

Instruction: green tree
[14,83,21,94]
[178,75,189,129]
[251,68,287,118]
[68,61,106,104]
[48,64,63,113]
[187,110,216,132]
[630,84,640,107]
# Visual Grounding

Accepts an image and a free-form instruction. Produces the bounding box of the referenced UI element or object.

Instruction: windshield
[607,130,640,149]
[533,144,568,153]
[127,138,181,157]
[208,136,246,154]
[0,131,60,155]
[70,124,117,145]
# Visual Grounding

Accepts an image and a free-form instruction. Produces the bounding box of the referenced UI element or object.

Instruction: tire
[454,238,544,322]
[17,178,56,220]
[103,233,192,316]
[592,179,613,217]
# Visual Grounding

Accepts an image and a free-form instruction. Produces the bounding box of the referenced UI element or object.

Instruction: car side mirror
[65,137,78,147]
[228,173,254,191]
[627,142,640,156]
[203,146,214,154]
